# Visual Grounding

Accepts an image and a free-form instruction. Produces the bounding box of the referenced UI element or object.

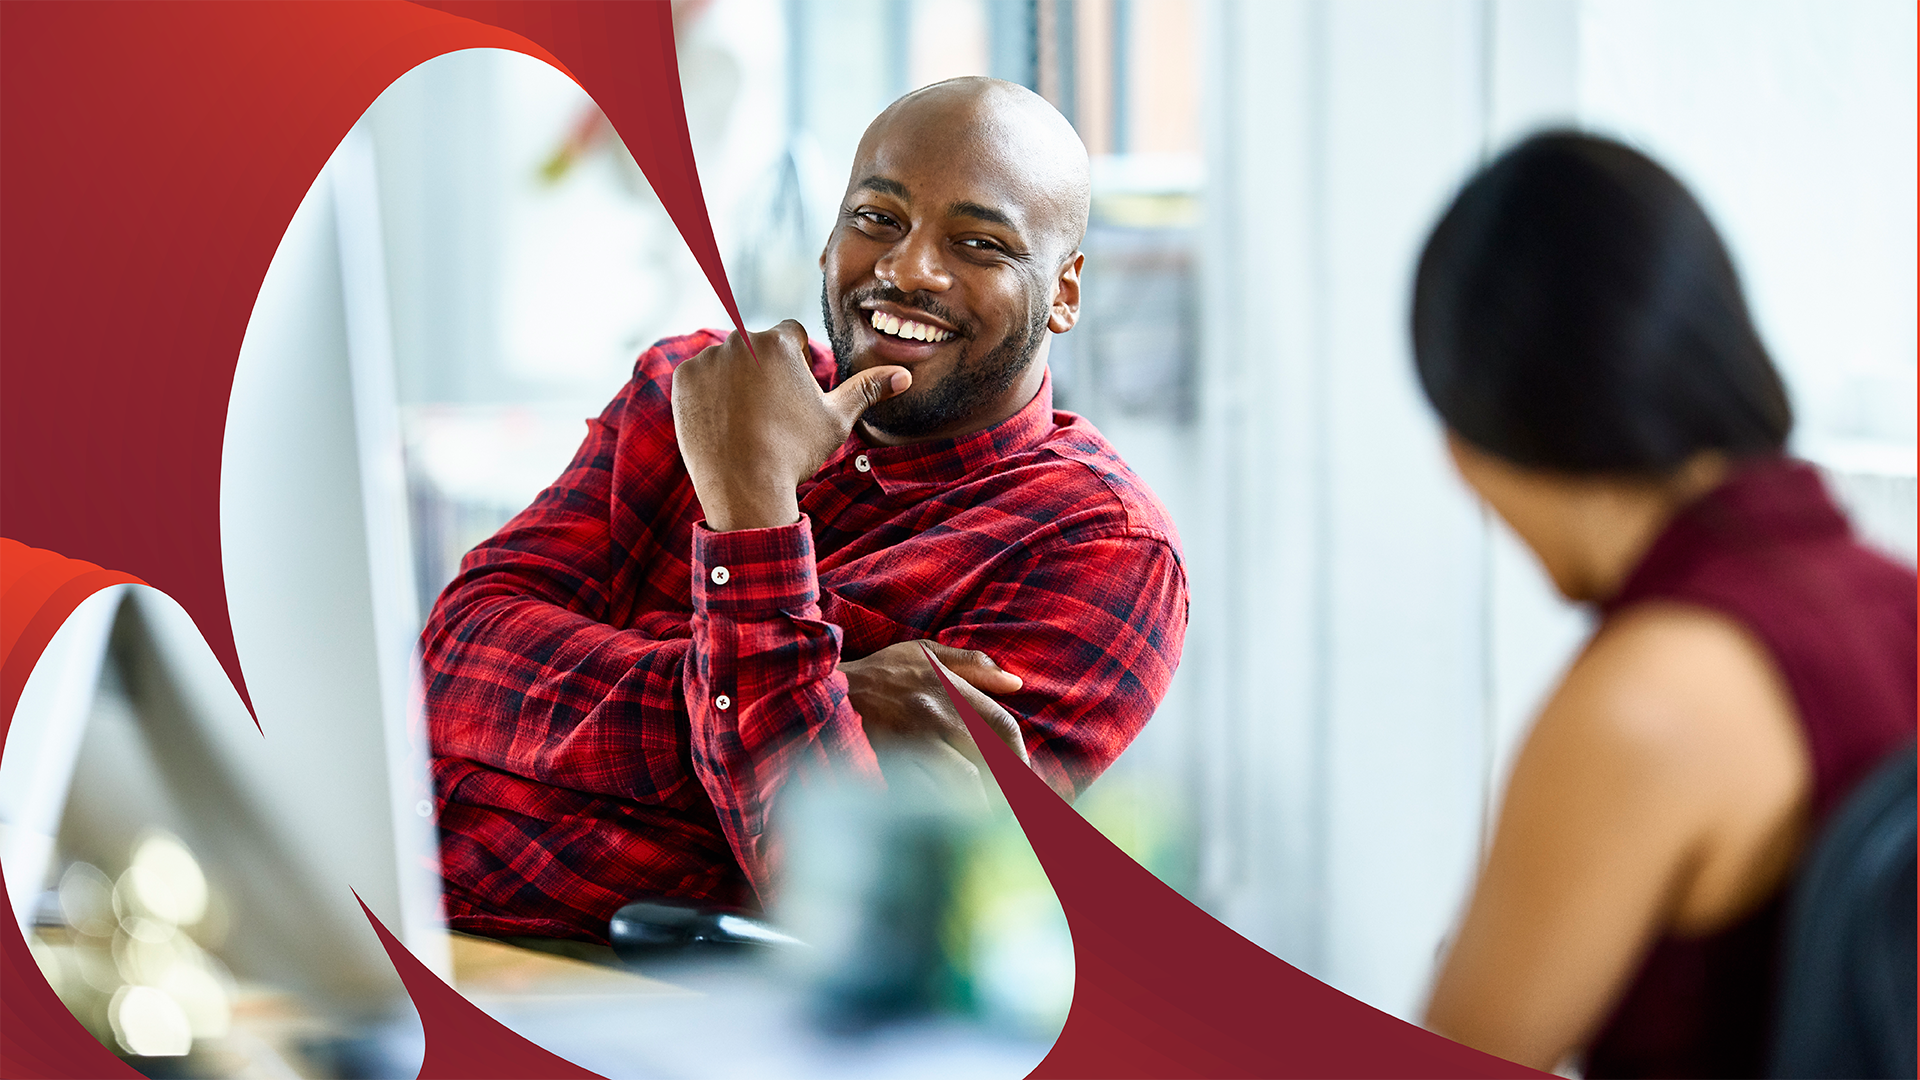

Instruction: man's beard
[824,283,1048,440]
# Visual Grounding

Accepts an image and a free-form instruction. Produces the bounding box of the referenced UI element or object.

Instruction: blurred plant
[533,0,719,192]
[1072,772,1196,897]
[536,106,615,188]
[943,799,1073,1039]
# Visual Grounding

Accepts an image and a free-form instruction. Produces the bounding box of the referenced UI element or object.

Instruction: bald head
[854,77,1091,264]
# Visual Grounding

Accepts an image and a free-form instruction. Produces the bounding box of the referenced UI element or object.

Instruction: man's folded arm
[673,520,1190,905]
[935,528,1189,801]
[805,525,1187,807]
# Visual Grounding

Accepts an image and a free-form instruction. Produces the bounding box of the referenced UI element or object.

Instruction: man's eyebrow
[949,200,1016,230]
[854,175,910,199]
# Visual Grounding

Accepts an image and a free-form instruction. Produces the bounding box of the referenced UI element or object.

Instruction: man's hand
[839,641,1031,779]
[671,321,910,532]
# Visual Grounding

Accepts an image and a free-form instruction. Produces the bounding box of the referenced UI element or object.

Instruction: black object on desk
[609,898,804,959]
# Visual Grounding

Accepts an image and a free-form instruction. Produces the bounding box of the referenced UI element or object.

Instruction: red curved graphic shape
[926,649,1543,1078]
[0,540,148,1079]
[354,893,603,1080]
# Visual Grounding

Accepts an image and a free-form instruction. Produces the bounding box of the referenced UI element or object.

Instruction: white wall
[1580,0,1917,459]
[1198,0,1507,1013]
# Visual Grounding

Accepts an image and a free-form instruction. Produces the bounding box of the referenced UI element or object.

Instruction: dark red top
[421,331,1188,942]
[1585,456,1916,1078]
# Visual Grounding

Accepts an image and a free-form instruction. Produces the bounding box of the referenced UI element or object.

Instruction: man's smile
[867,308,955,343]
[854,298,964,363]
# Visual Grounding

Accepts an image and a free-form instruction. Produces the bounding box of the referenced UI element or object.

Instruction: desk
[450,932,687,999]
[441,934,1052,1080]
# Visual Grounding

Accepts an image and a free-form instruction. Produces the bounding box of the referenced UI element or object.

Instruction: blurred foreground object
[774,758,1072,1040]
[31,834,234,1060]
[28,833,418,1078]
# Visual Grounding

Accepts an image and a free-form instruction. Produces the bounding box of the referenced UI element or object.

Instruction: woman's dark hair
[1411,131,1791,475]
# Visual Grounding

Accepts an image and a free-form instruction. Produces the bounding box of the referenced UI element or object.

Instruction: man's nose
[875,231,952,294]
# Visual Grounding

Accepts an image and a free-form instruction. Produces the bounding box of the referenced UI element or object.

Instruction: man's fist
[671,321,909,532]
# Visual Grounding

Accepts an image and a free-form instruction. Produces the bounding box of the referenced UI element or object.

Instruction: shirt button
[715,694,732,711]
[853,454,871,473]
[710,565,730,585]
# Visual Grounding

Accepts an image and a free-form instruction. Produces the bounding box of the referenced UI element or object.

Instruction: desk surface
[438,934,1052,1080]
[450,931,688,1000]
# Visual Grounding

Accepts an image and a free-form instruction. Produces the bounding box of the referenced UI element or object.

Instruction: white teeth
[867,310,952,343]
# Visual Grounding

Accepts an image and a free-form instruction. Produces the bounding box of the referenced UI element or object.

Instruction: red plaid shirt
[423,330,1188,942]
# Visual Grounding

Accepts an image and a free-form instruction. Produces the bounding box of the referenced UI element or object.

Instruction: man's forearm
[423,566,701,803]
[684,518,880,903]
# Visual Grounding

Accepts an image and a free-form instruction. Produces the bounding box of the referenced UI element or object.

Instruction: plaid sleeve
[421,338,708,809]
[937,529,1188,801]
[687,519,881,902]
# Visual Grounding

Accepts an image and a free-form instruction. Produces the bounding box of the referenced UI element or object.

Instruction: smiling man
[421,77,1188,942]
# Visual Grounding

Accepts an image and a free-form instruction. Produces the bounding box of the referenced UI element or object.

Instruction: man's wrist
[701,486,801,532]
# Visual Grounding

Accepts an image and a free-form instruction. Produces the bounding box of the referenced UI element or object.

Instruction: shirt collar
[1602,455,1850,616]
[822,369,1056,492]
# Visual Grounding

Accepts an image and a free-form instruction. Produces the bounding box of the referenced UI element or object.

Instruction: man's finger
[743,321,813,372]
[823,365,911,428]
[920,645,1031,766]
[769,318,810,347]
[924,642,1023,694]
[965,697,1030,766]
[936,702,1029,769]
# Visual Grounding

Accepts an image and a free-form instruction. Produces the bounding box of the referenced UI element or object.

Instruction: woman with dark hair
[1414,132,1914,1076]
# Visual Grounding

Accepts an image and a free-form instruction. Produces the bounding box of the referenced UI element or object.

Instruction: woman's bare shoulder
[1549,601,1798,766]
[1537,600,1811,927]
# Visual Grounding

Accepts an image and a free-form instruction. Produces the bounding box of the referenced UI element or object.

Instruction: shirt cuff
[691,517,819,613]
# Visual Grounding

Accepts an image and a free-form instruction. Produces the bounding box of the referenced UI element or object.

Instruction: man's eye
[857,210,900,229]
[960,238,1004,253]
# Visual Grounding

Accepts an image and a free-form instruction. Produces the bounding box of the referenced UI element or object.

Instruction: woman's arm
[1425,603,1810,1071]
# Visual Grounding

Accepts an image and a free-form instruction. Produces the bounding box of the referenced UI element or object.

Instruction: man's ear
[1049,251,1083,333]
